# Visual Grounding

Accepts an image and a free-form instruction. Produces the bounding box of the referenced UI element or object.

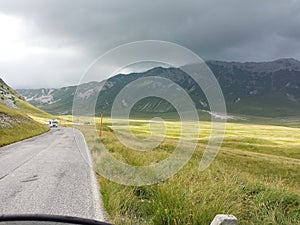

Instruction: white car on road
[49,119,58,128]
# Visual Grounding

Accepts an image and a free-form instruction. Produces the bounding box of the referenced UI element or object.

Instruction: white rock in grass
[210,214,238,225]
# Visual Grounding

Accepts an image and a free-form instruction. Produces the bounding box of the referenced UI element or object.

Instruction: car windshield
[0,1,299,225]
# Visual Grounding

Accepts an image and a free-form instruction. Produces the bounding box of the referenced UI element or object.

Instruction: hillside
[206,58,300,116]
[17,58,300,117]
[1,78,52,118]
[0,78,50,147]
[18,85,78,115]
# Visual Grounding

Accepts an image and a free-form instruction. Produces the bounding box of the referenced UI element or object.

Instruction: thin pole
[99,112,103,137]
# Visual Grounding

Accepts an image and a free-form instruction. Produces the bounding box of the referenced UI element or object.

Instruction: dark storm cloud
[0,0,300,88]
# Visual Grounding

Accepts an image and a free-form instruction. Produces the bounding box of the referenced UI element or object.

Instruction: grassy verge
[0,102,50,147]
[76,118,300,224]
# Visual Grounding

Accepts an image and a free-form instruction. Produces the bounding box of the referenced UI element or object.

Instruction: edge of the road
[90,163,109,222]
[72,127,109,222]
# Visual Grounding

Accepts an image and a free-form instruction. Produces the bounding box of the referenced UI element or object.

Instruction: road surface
[0,127,106,221]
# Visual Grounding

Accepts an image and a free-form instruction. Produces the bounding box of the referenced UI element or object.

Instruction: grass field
[15,99,53,118]
[75,117,300,225]
[0,102,50,147]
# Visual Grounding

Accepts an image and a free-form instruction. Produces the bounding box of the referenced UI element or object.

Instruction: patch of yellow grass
[75,117,300,224]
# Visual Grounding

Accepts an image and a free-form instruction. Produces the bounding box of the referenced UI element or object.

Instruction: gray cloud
[0,0,299,88]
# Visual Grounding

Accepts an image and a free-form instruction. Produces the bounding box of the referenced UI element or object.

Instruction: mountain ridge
[17,58,300,117]
[207,58,300,74]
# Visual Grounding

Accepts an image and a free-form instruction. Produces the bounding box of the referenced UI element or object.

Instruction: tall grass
[77,118,300,224]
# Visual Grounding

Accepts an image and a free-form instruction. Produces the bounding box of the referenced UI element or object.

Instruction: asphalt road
[0,127,106,221]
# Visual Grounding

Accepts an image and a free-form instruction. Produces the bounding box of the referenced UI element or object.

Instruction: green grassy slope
[0,78,51,147]
[15,98,52,118]
[0,102,50,147]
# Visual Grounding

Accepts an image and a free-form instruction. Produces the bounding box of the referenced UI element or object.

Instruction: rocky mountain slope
[18,85,77,115]
[0,78,25,109]
[17,58,300,117]
[0,78,50,146]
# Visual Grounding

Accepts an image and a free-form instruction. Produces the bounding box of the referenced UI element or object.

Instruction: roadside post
[99,112,103,137]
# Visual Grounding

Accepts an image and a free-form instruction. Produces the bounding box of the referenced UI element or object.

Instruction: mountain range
[17,58,300,117]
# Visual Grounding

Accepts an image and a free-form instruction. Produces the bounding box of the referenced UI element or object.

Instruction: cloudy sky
[0,0,300,88]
